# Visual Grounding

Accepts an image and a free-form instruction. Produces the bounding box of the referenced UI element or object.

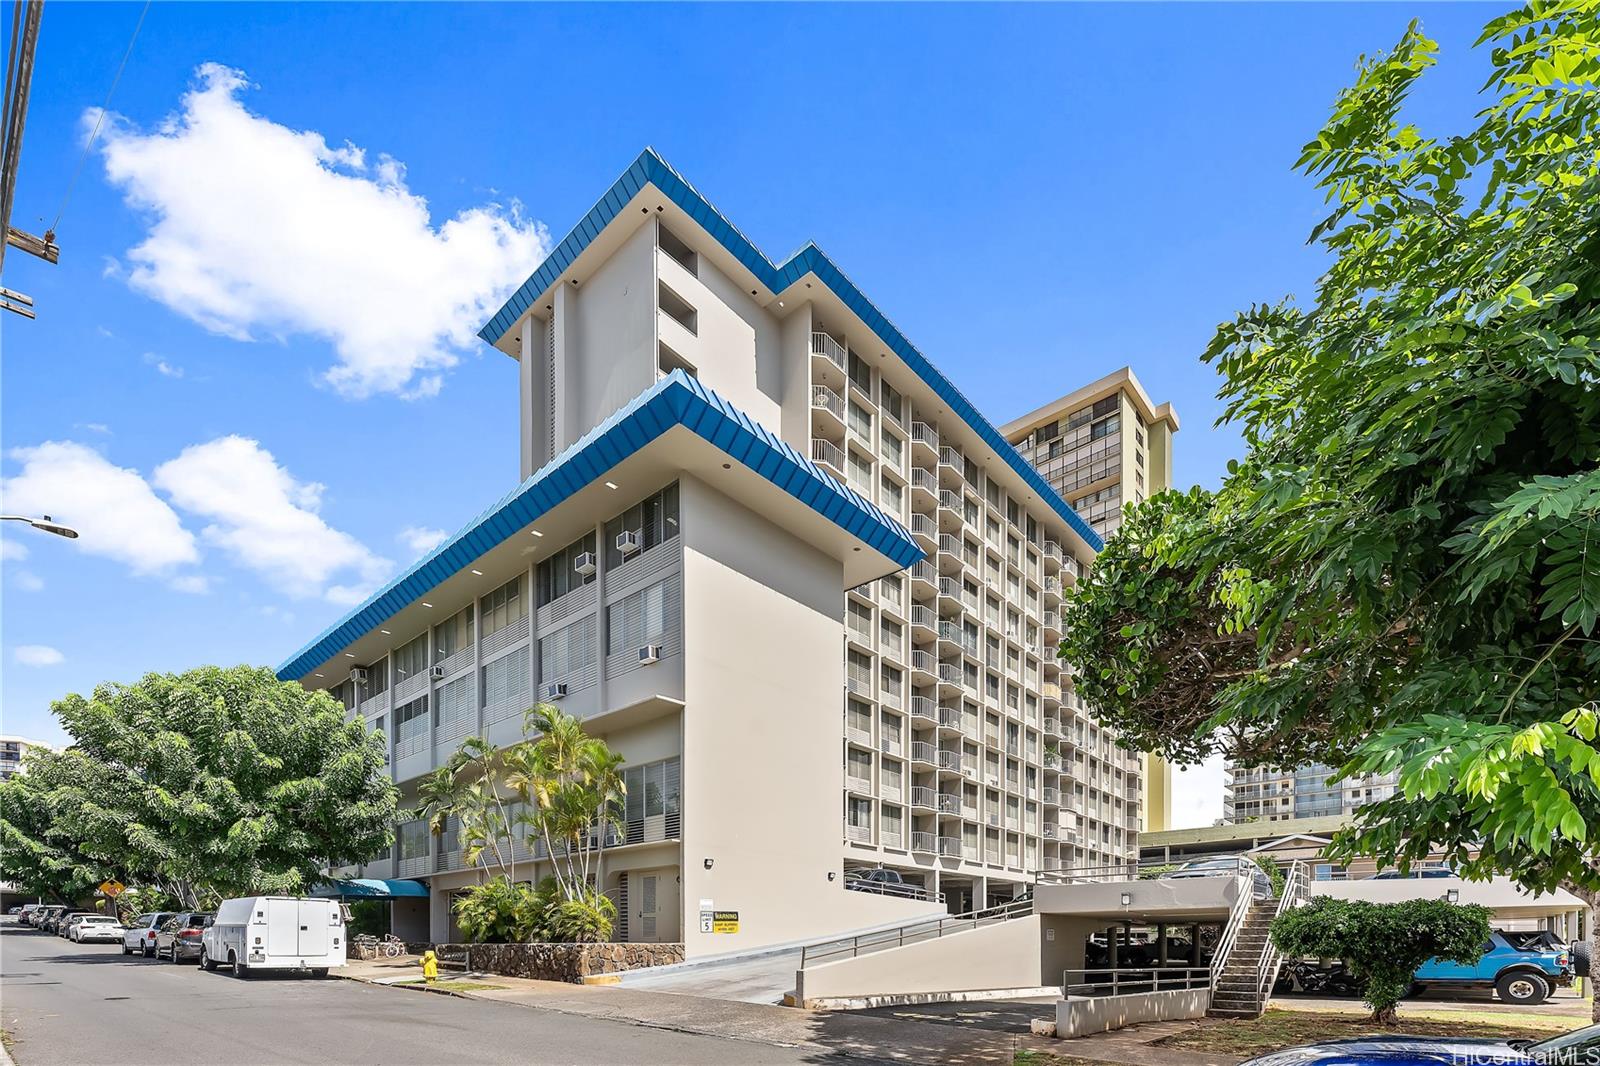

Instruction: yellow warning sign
[99,880,125,897]
[711,910,739,934]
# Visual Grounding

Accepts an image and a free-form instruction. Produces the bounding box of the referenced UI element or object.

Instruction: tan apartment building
[277,149,1144,952]
[1002,368,1178,833]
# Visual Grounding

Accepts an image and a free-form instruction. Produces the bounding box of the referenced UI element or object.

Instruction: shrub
[548,888,617,944]
[1271,897,1491,1024]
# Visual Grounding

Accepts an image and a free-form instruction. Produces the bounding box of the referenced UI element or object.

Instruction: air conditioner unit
[350,667,370,685]
[615,530,641,556]
[429,665,447,681]
[573,552,596,576]
[638,644,661,665]
[545,682,568,700]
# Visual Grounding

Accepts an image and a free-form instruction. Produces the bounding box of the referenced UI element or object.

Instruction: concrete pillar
[1157,923,1169,967]
[1107,924,1120,968]
[1190,923,1202,965]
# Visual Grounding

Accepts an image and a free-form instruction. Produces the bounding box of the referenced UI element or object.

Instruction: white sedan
[72,915,125,944]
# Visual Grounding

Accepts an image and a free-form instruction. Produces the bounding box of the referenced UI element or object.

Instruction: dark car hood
[1247,1036,1524,1066]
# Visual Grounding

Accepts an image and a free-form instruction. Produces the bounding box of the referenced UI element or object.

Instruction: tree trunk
[1370,1003,1399,1026]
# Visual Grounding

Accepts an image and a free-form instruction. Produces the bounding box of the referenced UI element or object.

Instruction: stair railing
[1254,860,1311,1000]
[1207,865,1257,979]
[798,895,1034,968]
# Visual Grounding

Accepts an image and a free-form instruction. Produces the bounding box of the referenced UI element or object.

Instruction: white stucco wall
[796,915,1044,1003]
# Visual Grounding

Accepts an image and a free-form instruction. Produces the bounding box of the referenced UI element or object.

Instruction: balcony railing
[910,696,938,724]
[812,384,845,420]
[910,421,938,452]
[811,331,846,371]
[812,438,845,476]
[910,785,938,811]
[911,831,938,852]
[938,836,962,857]
[910,742,938,767]
[936,792,960,815]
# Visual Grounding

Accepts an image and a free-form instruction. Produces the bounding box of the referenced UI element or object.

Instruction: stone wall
[438,942,685,982]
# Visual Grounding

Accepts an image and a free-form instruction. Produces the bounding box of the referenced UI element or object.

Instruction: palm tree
[580,746,627,896]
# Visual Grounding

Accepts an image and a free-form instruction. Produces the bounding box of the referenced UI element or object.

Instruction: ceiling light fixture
[470,569,483,576]
[422,602,433,608]
[531,530,545,537]
[604,481,618,490]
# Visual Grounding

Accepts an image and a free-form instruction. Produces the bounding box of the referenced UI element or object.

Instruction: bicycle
[378,933,405,959]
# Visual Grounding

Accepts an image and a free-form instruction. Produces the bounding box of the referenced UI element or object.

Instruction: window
[847,796,872,830]
[606,576,679,654]
[481,574,527,637]
[603,483,679,569]
[434,606,475,659]
[540,617,596,680]
[658,281,697,334]
[657,224,697,275]
[848,349,871,394]
[622,757,682,842]
[481,647,528,709]
[393,634,429,682]
[847,399,873,440]
[397,821,430,860]
[658,342,696,380]
[536,534,597,606]
[879,380,903,425]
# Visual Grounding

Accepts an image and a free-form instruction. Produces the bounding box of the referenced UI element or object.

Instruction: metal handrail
[1206,868,1257,979]
[799,896,1034,968]
[1256,860,1311,999]
[1062,966,1213,998]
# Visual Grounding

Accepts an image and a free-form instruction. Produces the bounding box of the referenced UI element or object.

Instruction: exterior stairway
[1207,900,1279,1018]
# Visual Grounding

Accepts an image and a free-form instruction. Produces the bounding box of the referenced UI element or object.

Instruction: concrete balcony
[911,831,937,853]
[910,742,939,769]
[811,330,847,373]
[910,421,938,459]
[909,695,938,726]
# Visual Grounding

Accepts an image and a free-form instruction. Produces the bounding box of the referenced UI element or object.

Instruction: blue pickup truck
[1413,930,1575,1005]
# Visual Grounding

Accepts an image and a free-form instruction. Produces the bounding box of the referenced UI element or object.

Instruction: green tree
[0,666,398,907]
[1057,1,1600,1018]
[1271,898,1491,1024]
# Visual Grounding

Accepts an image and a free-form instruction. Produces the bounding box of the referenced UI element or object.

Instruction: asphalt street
[0,920,840,1066]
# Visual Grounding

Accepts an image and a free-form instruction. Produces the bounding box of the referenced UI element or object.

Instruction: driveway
[0,920,844,1066]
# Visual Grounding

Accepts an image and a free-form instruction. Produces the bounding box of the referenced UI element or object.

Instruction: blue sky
[1,3,1496,826]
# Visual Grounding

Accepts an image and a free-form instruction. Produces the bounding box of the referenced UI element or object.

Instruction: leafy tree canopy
[1061,1,1600,896]
[1271,897,1492,1023]
[0,666,398,907]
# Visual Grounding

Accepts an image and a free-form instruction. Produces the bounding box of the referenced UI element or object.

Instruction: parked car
[843,868,915,897]
[1159,857,1273,898]
[17,904,40,925]
[71,915,124,944]
[6,905,21,915]
[154,912,213,962]
[122,912,177,958]
[1239,1021,1599,1066]
[46,909,89,935]
[202,896,345,977]
[29,905,65,930]
[1413,930,1574,1005]
[61,912,103,939]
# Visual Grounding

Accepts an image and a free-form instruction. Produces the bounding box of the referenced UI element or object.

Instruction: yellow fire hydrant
[421,950,439,984]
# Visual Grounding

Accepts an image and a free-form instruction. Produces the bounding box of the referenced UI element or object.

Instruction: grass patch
[395,978,507,992]
[1014,1052,1102,1066]
[1157,1008,1574,1055]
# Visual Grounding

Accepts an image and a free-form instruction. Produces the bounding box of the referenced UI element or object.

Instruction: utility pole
[1,0,57,318]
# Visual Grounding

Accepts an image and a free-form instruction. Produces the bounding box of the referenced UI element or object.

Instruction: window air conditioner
[573,552,597,576]
[545,682,568,700]
[638,644,661,665]
[350,667,370,685]
[429,665,447,681]
[615,530,641,556]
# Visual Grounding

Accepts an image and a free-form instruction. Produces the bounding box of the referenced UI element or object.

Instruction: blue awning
[311,878,429,899]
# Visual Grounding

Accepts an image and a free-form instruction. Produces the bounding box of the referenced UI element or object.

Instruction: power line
[47,0,149,239]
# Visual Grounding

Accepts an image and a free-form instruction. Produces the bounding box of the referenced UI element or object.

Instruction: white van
[201,896,346,977]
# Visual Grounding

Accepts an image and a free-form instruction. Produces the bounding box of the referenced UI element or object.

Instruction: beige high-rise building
[1002,368,1179,833]
[277,150,1145,951]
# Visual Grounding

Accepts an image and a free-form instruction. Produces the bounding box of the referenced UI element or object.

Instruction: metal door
[266,899,298,956]
[297,900,330,956]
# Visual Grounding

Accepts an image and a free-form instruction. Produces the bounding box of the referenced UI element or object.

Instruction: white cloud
[398,525,449,555]
[143,353,184,378]
[14,645,64,667]
[96,63,550,399]
[11,570,44,592]
[0,539,27,562]
[169,574,211,594]
[2,441,200,576]
[76,422,112,435]
[153,435,390,602]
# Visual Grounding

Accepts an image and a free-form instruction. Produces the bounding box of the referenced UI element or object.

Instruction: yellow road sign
[98,880,125,897]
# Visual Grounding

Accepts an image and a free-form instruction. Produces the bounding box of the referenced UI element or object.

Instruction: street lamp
[0,514,79,539]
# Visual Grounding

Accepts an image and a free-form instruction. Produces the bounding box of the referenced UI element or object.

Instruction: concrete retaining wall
[795,915,1042,1005]
[1055,987,1211,1038]
[441,942,685,981]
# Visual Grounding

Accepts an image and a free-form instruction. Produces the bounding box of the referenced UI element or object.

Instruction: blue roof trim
[277,372,920,681]
[478,148,1104,553]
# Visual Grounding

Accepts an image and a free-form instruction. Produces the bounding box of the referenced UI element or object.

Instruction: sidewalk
[337,958,1233,1066]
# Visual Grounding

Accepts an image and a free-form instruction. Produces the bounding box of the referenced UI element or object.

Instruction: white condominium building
[277,149,1143,952]
[0,735,51,781]
[1003,368,1179,832]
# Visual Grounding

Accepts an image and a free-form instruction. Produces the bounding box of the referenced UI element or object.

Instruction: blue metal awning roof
[311,878,429,899]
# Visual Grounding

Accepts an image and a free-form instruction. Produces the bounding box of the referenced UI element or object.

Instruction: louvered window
[481,647,529,708]
[539,616,596,679]
[606,576,679,655]
[622,757,681,844]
